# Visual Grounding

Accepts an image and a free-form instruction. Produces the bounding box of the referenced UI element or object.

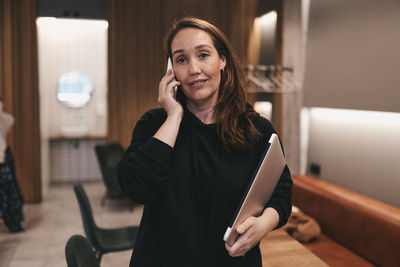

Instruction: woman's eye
[176,57,186,64]
[199,53,209,58]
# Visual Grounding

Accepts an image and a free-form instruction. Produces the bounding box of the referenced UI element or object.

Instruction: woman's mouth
[189,79,208,86]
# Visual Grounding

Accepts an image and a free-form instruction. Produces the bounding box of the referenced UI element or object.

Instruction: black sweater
[118,107,292,267]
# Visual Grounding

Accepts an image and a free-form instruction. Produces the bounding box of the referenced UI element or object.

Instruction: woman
[118,17,292,267]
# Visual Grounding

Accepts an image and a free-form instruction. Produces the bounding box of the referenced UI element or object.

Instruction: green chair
[65,235,100,267]
[73,184,138,262]
[94,143,125,205]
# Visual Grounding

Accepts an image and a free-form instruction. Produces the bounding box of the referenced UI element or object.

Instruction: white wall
[306,108,400,207]
[37,18,108,190]
[303,0,400,113]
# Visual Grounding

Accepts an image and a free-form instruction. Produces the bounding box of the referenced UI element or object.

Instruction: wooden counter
[261,229,328,267]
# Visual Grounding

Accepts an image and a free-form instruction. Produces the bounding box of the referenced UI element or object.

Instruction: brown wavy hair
[166,17,260,151]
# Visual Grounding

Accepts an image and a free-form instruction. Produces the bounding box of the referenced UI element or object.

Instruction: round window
[57,70,93,108]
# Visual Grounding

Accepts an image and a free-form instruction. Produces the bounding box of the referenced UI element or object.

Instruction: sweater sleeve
[118,110,173,204]
[253,114,293,228]
[265,165,293,228]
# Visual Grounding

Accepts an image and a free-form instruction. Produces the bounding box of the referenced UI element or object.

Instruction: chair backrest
[94,143,125,192]
[73,184,100,250]
[65,234,99,267]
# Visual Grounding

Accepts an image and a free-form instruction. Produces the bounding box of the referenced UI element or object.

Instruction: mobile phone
[167,57,178,98]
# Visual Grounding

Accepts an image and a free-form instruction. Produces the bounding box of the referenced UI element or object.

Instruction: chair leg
[96,250,103,263]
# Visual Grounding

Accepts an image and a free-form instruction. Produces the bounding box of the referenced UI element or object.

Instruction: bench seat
[291,175,400,267]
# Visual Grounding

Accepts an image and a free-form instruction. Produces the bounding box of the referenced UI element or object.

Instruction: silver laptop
[223,133,286,246]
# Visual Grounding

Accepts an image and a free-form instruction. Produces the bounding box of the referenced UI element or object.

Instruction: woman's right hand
[153,70,183,148]
[158,70,183,117]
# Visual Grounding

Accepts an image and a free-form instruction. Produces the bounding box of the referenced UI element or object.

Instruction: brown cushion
[304,234,374,267]
[292,175,400,267]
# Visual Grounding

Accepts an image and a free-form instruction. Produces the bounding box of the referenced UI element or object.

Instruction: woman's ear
[219,55,227,71]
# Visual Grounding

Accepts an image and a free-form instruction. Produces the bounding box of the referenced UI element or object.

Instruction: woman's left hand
[225,207,279,257]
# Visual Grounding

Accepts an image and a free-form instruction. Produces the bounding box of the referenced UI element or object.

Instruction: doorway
[36,17,108,195]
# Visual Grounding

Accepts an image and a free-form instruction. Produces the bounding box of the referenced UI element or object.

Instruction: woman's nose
[189,60,201,75]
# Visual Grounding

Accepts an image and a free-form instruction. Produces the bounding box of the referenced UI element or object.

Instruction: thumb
[236,217,254,234]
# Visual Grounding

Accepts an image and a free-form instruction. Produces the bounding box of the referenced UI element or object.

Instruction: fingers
[159,70,176,92]
[226,232,256,257]
[236,216,255,234]
[225,240,250,257]
[225,210,277,258]
[225,217,260,258]
[158,70,183,116]
[159,71,180,99]
[164,69,175,82]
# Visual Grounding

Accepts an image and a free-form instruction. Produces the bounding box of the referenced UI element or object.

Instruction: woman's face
[171,28,226,107]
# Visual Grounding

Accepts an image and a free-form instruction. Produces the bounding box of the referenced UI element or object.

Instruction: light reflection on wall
[254,101,272,121]
[36,17,108,34]
[249,11,277,65]
[310,107,400,125]
[305,107,400,207]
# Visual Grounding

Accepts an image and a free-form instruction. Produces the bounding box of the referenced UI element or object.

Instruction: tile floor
[0,182,143,267]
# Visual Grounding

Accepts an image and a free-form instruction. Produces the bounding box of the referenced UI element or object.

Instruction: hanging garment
[0,147,24,232]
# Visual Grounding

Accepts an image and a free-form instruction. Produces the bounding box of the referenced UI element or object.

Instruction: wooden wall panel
[107,0,256,147]
[0,0,41,202]
[273,0,283,136]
